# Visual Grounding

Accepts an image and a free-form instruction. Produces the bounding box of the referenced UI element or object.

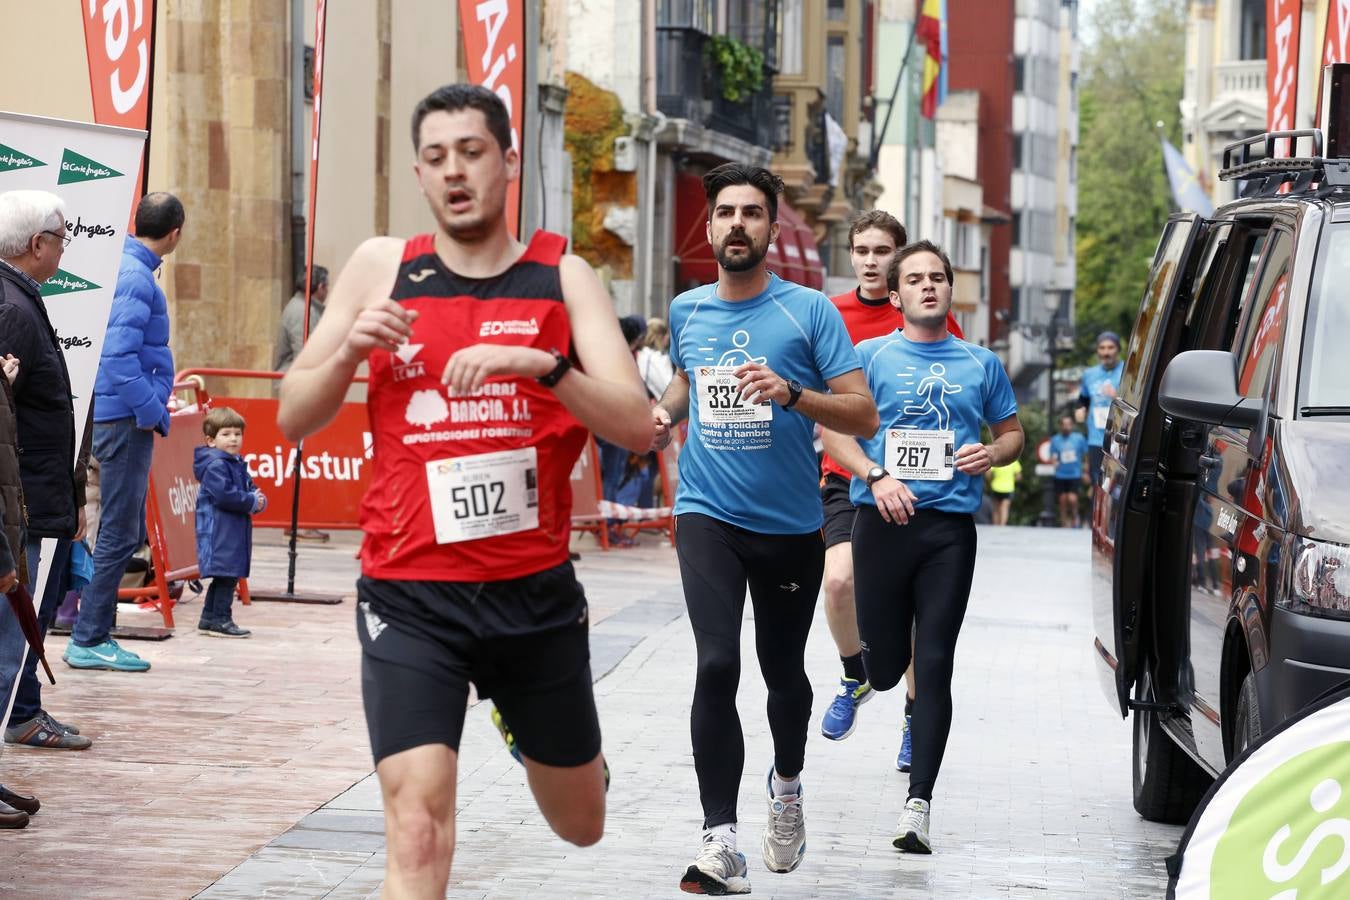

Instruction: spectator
[636,317,674,400]
[599,315,649,544]
[274,265,329,372]
[194,407,265,638]
[0,351,42,826]
[65,192,183,673]
[0,190,92,750]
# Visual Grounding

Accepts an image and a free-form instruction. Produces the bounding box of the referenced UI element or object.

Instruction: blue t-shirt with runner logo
[1079,362,1123,447]
[848,332,1018,514]
[670,273,860,533]
[1051,431,1089,480]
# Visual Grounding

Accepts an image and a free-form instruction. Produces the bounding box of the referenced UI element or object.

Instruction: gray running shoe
[761,769,806,873]
[679,836,750,895]
[893,797,932,854]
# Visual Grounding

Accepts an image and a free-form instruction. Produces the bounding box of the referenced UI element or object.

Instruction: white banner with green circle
[1169,681,1350,898]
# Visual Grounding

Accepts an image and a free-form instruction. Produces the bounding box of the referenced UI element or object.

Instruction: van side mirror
[1157,350,1264,430]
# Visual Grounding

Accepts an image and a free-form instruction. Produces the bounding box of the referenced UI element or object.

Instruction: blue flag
[1161,137,1214,216]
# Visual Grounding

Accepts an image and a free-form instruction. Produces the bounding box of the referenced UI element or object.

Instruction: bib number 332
[696,366,773,424]
[426,447,539,544]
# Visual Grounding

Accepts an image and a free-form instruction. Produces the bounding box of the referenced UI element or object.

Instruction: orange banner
[82,0,156,218]
[147,410,207,576]
[1267,0,1301,154]
[1318,0,1350,121]
[459,0,525,236]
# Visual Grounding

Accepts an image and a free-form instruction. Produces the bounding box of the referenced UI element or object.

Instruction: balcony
[656,26,775,151]
[1215,59,1265,100]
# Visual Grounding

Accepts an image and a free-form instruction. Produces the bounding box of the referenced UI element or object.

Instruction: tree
[1075,0,1187,360]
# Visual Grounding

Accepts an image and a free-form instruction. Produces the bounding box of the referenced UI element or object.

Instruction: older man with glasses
[0,189,93,764]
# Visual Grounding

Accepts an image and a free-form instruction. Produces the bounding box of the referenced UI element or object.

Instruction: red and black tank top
[360,230,587,581]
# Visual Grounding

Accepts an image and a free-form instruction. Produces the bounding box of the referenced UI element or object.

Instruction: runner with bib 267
[821,241,1023,856]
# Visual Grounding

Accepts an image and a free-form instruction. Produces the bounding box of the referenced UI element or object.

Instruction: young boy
[194,407,265,637]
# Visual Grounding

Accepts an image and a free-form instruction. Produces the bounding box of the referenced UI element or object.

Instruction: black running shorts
[356,561,600,767]
[821,472,858,549]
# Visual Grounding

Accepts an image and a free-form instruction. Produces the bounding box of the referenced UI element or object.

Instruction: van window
[1120,219,1196,409]
[1301,223,1350,410]
[1232,232,1291,398]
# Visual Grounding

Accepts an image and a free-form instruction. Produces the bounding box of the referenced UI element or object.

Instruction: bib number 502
[451,481,506,519]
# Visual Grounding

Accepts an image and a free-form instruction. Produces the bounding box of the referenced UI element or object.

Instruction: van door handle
[1114,428,1130,444]
[1199,453,1220,469]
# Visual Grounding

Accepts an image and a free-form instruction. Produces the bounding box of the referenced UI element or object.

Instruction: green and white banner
[1169,681,1350,898]
[0,110,145,438]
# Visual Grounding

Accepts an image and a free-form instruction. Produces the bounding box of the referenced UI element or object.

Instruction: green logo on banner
[0,143,45,173]
[57,148,122,185]
[1211,741,1350,898]
[41,269,101,296]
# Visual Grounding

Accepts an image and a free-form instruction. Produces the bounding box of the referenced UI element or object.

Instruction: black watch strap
[783,379,803,409]
[866,466,890,487]
[537,348,572,388]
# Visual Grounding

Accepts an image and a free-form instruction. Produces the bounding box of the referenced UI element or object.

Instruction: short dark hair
[848,210,906,249]
[702,163,784,222]
[411,84,513,153]
[135,192,184,239]
[888,240,956,293]
[294,265,329,295]
[203,406,246,439]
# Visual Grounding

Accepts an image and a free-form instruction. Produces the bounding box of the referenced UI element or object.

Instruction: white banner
[0,111,145,733]
[0,110,147,433]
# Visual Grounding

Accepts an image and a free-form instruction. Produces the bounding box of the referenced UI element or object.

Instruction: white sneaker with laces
[893,797,932,853]
[679,836,750,895]
[761,769,806,874]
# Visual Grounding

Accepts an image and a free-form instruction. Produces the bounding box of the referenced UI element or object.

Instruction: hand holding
[954,442,994,476]
[651,406,673,452]
[871,475,917,525]
[733,361,787,406]
[338,299,419,366]
[440,344,555,394]
[0,569,16,595]
[1,354,18,385]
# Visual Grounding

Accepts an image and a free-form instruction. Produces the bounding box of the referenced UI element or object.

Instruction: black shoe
[0,784,38,815]
[40,710,78,736]
[199,620,251,638]
[0,800,29,829]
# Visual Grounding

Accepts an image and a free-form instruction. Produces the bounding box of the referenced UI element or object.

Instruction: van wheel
[1132,670,1211,823]
[1231,672,1263,759]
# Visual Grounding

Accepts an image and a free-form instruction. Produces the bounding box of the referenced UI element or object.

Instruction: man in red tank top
[278,85,652,895]
[817,212,963,772]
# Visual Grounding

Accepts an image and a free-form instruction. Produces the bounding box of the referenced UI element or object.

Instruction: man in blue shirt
[822,241,1023,855]
[1050,415,1089,528]
[651,163,877,895]
[1075,330,1122,484]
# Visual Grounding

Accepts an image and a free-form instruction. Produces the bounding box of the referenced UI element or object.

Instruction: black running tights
[675,513,824,829]
[851,504,977,802]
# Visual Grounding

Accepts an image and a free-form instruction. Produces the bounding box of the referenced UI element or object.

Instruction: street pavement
[200,526,1185,899]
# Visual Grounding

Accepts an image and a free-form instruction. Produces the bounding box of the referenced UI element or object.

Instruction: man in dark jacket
[0,189,92,751]
[65,193,182,673]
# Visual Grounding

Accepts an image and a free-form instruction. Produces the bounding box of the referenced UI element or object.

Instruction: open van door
[1091,212,1207,716]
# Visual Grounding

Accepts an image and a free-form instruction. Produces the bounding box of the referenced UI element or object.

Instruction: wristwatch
[865,466,889,487]
[782,378,803,409]
[537,348,572,388]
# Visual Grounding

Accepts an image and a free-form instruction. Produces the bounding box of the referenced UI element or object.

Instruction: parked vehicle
[1090,97,1350,823]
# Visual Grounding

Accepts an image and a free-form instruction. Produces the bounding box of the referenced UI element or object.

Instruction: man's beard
[714,232,768,272]
[903,299,949,328]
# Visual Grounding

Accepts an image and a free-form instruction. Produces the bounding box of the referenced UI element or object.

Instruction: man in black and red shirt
[817,212,962,773]
[278,85,652,895]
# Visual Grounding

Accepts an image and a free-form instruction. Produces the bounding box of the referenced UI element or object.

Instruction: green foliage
[705,35,765,103]
[1075,0,1187,360]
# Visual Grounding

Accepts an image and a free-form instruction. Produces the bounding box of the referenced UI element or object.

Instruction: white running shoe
[679,836,751,895]
[893,797,932,854]
[761,769,806,873]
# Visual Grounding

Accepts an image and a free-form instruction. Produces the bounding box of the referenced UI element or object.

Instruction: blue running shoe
[896,714,913,772]
[62,639,150,672]
[820,677,873,741]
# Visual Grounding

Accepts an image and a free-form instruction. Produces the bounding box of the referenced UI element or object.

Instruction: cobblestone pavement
[200,526,1185,899]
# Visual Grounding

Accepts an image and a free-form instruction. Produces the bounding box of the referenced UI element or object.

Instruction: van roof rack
[1219,129,1350,196]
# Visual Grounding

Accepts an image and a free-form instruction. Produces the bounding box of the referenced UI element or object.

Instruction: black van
[1090,102,1350,822]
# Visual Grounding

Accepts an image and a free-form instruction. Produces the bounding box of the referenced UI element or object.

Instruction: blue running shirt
[1050,432,1089,480]
[1078,363,1123,447]
[848,332,1018,514]
[670,274,860,533]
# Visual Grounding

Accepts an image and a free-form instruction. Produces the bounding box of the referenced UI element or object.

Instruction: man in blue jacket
[64,193,183,673]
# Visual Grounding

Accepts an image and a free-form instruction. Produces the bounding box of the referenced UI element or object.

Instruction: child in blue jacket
[194,407,265,637]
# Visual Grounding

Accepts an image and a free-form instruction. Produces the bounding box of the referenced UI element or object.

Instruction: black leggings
[675,513,824,829]
[851,505,977,802]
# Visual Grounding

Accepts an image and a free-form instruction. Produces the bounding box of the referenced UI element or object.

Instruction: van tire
[1231,672,1263,760]
[1132,671,1211,824]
